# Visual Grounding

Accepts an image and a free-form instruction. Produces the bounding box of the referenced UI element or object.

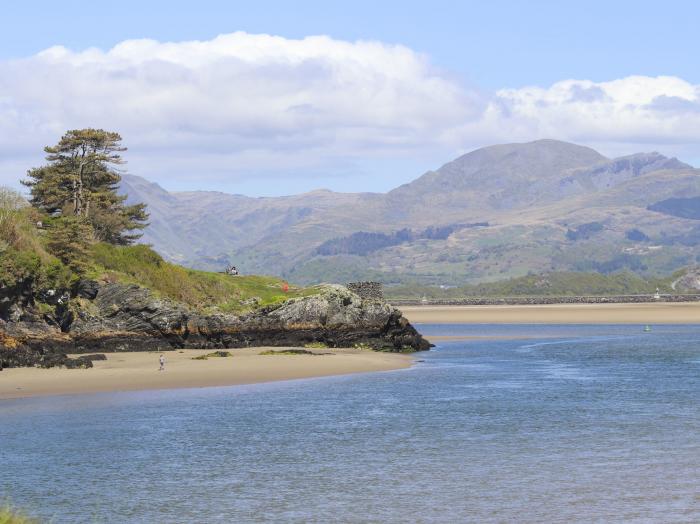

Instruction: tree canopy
[22,129,148,245]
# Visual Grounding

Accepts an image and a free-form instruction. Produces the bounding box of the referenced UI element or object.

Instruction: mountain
[120,139,700,285]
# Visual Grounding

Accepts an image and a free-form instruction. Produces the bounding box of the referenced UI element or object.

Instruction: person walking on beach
[159,354,165,371]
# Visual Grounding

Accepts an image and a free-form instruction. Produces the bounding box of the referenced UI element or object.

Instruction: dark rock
[79,353,107,361]
[63,357,94,369]
[74,279,100,300]
[0,282,430,368]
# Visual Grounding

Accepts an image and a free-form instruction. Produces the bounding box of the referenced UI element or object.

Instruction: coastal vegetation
[22,129,148,246]
[192,351,233,360]
[0,195,310,314]
[0,129,315,315]
[0,503,38,524]
[260,349,318,355]
[87,243,315,313]
[304,342,329,349]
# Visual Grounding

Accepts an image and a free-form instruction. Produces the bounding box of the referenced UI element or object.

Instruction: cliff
[0,280,430,369]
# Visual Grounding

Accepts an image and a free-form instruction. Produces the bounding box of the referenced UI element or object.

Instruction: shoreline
[400,302,700,324]
[0,347,412,400]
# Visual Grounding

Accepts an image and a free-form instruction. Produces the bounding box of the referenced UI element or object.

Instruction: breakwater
[390,294,700,306]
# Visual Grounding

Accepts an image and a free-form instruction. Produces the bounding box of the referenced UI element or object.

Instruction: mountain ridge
[119,139,700,284]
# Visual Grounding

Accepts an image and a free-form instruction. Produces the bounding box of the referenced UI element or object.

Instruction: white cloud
[482,76,700,150]
[0,33,699,193]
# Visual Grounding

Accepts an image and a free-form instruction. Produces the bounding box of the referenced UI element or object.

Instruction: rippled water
[2,324,700,523]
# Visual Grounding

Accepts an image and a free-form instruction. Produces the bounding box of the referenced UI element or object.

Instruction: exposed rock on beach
[0,281,430,368]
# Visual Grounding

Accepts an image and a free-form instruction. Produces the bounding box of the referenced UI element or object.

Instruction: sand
[0,347,412,400]
[401,302,700,324]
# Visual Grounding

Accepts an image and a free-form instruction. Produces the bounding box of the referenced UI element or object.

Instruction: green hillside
[385,271,691,300]
[89,243,315,313]
[0,189,314,315]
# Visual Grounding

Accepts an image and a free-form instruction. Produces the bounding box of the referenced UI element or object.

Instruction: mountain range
[120,139,700,285]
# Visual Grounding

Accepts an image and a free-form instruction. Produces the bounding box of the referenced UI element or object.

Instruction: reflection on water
[2,324,700,523]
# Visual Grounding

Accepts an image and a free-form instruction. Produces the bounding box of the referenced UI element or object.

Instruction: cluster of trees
[565,221,604,241]
[648,196,700,220]
[20,129,148,271]
[625,228,650,242]
[316,223,488,257]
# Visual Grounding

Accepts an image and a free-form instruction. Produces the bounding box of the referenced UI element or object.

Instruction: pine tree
[22,129,148,245]
[46,217,94,273]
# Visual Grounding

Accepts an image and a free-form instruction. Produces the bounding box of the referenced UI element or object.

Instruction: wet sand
[401,302,700,324]
[0,347,412,400]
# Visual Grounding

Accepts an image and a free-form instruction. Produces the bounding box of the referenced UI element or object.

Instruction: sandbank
[400,302,700,324]
[0,347,412,400]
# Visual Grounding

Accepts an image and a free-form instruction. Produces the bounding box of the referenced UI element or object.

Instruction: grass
[0,503,39,524]
[191,351,232,360]
[0,189,320,316]
[303,342,328,349]
[0,189,46,257]
[0,193,320,315]
[87,243,320,313]
[259,349,318,356]
[0,189,72,292]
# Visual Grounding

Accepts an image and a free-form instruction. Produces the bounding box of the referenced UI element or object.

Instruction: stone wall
[347,281,384,301]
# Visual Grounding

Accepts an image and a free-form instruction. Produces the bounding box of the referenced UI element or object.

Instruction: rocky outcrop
[0,281,430,368]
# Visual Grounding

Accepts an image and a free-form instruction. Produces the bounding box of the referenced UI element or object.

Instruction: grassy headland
[0,192,317,315]
[88,243,317,313]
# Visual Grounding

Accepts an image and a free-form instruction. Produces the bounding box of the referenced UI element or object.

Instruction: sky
[1,0,699,195]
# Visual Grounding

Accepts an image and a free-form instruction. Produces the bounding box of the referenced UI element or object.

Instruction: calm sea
[2,324,700,523]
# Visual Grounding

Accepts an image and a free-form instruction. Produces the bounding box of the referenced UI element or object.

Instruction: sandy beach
[401,302,700,324]
[0,347,412,400]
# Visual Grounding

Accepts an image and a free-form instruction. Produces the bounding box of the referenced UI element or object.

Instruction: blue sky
[1,1,699,195]
[3,0,700,87]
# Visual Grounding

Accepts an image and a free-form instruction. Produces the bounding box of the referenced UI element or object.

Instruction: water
[2,324,700,523]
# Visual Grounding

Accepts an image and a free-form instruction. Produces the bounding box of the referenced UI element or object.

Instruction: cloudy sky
[1,0,699,195]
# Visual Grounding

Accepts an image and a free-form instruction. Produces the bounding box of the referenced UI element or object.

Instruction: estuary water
[2,324,700,523]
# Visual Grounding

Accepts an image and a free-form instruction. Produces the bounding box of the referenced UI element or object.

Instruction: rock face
[0,281,430,368]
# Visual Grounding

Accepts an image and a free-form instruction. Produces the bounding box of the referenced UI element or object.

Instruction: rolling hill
[120,139,700,285]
